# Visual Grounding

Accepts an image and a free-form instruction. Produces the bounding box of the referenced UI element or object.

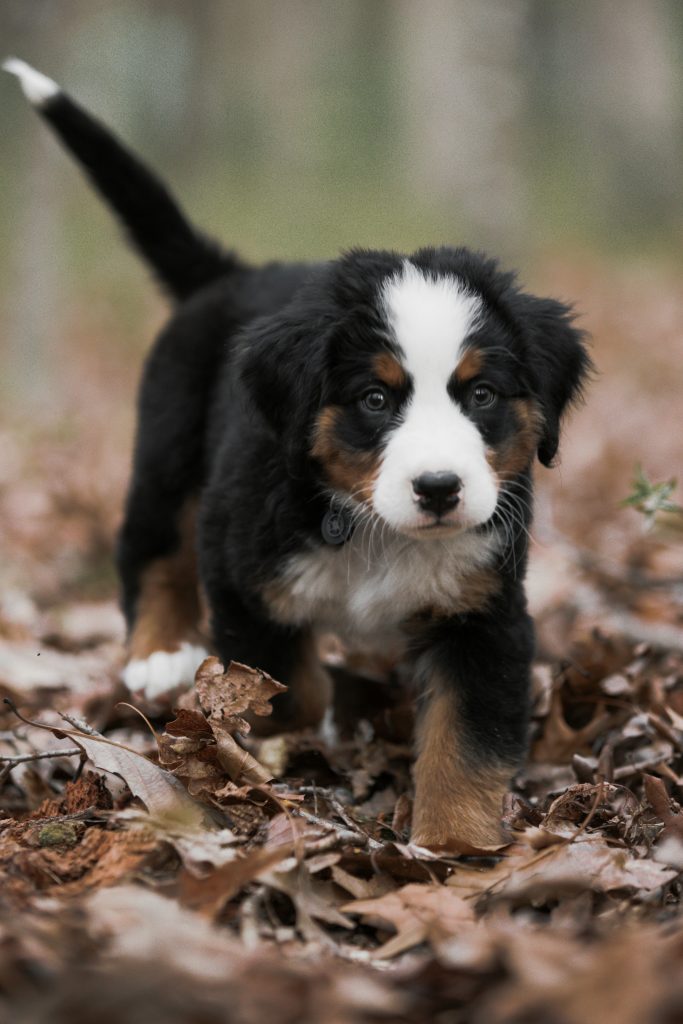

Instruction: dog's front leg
[410,607,533,850]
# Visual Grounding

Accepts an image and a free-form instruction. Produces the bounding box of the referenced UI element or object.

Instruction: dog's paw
[122,642,209,704]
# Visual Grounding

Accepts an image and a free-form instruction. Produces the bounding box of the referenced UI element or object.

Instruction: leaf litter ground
[2,259,683,1022]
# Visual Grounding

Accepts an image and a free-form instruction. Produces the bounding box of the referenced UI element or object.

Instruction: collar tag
[321,503,354,545]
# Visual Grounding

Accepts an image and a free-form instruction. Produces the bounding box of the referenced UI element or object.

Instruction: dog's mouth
[401,516,468,540]
[388,503,482,540]
[340,497,480,544]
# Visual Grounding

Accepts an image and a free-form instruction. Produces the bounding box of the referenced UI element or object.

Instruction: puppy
[6,60,591,849]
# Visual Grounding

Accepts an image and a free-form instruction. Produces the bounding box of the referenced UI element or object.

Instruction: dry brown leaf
[178,843,294,918]
[643,773,683,840]
[58,722,218,831]
[343,882,476,958]
[195,658,287,734]
[481,923,671,1024]
[330,864,395,901]
[263,860,354,939]
[0,823,163,898]
[194,658,287,786]
[497,837,677,901]
[533,687,612,763]
[157,708,226,801]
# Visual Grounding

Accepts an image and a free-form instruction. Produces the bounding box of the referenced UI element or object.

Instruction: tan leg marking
[411,688,511,849]
[128,500,203,660]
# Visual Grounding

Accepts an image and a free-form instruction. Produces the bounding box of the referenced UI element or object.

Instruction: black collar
[321,500,355,545]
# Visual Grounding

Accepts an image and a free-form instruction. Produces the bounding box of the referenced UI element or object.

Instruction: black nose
[412,472,462,517]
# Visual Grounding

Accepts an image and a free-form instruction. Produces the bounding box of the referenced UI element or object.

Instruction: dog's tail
[4,58,239,301]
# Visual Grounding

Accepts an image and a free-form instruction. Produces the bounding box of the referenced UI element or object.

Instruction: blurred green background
[2,0,682,401]
[1,0,682,602]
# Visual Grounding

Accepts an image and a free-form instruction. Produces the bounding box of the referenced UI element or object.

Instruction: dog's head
[240,247,592,538]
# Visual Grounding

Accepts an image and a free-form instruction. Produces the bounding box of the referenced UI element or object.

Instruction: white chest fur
[263,527,502,645]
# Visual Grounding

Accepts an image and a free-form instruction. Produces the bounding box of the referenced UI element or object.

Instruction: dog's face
[241,247,591,539]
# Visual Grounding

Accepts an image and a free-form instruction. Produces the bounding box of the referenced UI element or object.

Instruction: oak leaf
[343,883,475,958]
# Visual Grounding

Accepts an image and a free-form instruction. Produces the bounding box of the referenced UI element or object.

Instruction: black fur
[36,89,238,299]
[19,72,592,846]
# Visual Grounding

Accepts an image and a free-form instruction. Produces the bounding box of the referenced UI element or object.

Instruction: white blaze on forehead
[375,261,498,532]
[381,261,482,385]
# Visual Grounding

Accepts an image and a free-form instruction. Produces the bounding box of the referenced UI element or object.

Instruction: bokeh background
[1,0,682,609]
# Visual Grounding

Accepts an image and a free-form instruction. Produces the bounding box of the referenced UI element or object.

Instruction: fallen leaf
[497,838,677,901]
[263,860,354,940]
[0,823,163,898]
[533,687,612,763]
[194,658,287,786]
[178,843,294,917]
[343,883,476,958]
[30,714,220,832]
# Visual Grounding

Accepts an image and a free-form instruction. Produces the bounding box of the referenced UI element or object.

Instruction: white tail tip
[3,57,60,107]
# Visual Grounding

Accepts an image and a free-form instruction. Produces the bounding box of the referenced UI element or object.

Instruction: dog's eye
[471,384,497,409]
[360,388,388,413]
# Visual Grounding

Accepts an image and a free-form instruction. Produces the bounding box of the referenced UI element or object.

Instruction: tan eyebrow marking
[454,346,484,383]
[372,351,408,390]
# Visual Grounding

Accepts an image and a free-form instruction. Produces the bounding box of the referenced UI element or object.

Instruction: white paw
[122,642,209,704]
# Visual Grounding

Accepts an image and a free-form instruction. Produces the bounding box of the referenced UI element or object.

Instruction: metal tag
[321,505,354,545]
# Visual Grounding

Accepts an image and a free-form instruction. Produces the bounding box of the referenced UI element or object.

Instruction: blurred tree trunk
[526,0,681,237]
[393,0,529,248]
[5,2,64,412]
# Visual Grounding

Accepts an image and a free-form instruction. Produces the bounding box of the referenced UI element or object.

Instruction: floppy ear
[512,294,593,467]
[238,308,330,447]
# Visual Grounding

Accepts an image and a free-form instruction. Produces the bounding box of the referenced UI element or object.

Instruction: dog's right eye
[360,388,388,413]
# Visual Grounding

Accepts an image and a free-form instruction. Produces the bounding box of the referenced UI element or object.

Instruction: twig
[294,807,383,851]
[0,805,105,830]
[298,785,366,832]
[0,748,82,765]
[59,712,99,735]
[614,757,668,781]
[566,780,605,843]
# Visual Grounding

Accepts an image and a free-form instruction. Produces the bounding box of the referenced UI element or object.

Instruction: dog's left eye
[360,388,388,413]
[471,384,497,409]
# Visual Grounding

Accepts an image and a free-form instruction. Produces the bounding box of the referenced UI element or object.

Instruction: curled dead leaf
[194,658,287,786]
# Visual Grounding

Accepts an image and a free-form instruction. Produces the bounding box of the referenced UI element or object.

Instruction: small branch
[613,758,668,781]
[0,748,82,765]
[298,785,365,832]
[0,805,104,830]
[294,806,383,851]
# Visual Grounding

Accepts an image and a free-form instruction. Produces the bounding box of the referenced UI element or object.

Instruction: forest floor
[1,257,683,1023]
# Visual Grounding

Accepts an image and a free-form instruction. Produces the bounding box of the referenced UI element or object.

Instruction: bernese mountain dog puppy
[6,59,591,850]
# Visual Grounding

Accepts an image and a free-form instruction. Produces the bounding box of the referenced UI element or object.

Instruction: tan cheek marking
[454,346,484,383]
[486,398,543,480]
[373,351,407,390]
[128,500,204,660]
[411,687,511,849]
[311,405,379,501]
